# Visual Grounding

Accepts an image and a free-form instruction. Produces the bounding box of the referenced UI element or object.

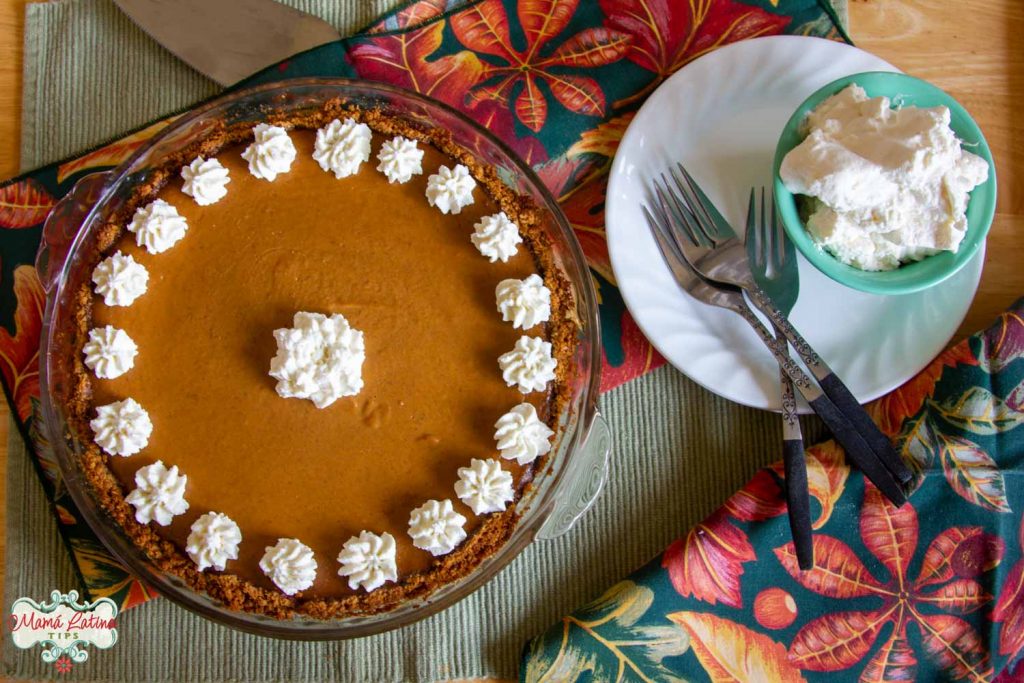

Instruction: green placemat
[3,0,841,680]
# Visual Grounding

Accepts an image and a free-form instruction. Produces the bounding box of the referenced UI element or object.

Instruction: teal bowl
[772,71,996,295]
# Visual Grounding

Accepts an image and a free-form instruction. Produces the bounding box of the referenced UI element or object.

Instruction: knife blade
[114,0,342,86]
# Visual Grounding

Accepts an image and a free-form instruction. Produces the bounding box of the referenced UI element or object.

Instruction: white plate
[606,35,983,412]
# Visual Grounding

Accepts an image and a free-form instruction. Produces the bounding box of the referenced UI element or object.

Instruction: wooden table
[0,1,1019,680]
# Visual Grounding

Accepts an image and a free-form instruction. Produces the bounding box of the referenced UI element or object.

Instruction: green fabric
[523,303,1024,682]
[2,0,849,680]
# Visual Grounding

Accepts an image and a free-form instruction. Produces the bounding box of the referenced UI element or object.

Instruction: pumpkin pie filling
[65,105,575,616]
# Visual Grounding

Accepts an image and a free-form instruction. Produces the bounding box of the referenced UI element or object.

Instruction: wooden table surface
[0,1,1019,680]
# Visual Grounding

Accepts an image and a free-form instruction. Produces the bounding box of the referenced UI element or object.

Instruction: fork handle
[746,286,914,486]
[776,324,813,570]
[732,302,907,506]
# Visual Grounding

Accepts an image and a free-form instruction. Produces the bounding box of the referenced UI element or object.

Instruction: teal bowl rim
[772,71,997,295]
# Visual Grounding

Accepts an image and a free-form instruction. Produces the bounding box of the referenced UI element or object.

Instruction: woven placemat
[3,0,839,679]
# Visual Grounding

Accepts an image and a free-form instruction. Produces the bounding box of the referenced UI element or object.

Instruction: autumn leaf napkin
[523,302,1024,682]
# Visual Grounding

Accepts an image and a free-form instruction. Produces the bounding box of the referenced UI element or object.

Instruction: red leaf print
[515,73,548,132]
[981,311,1024,373]
[600,0,789,79]
[662,511,755,608]
[349,21,485,108]
[542,27,632,67]
[545,73,605,116]
[860,484,918,583]
[600,307,664,393]
[0,266,44,421]
[916,527,1003,588]
[450,0,516,59]
[776,536,888,599]
[452,0,627,130]
[993,557,1024,658]
[860,629,917,683]
[869,343,977,437]
[0,179,55,229]
[723,469,785,522]
[915,613,993,681]
[562,175,614,282]
[916,579,992,614]
[937,433,1010,512]
[789,607,896,671]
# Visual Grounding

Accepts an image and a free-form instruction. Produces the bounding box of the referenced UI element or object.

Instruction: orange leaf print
[366,0,448,33]
[350,21,485,108]
[667,611,807,682]
[915,579,992,614]
[860,484,918,582]
[662,511,755,608]
[915,613,993,682]
[789,607,897,671]
[56,118,176,184]
[566,112,634,162]
[0,266,44,421]
[775,535,888,599]
[518,0,577,55]
[0,179,55,229]
[771,440,849,528]
[860,629,917,683]
[723,469,785,522]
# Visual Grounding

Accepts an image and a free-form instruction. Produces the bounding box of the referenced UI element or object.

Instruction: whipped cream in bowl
[774,71,996,294]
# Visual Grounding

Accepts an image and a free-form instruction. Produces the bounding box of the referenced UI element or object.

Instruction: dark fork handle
[747,286,913,486]
[783,437,813,569]
[732,301,907,506]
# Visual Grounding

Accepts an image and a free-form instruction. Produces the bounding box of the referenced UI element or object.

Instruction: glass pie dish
[36,79,608,639]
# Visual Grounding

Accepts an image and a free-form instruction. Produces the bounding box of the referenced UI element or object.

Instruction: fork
[657,162,913,489]
[644,183,906,507]
[747,188,812,569]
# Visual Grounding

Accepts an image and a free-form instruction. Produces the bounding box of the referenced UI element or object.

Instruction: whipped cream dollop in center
[127,199,188,254]
[83,325,138,380]
[376,136,424,184]
[269,311,365,409]
[313,117,372,179]
[186,512,242,572]
[496,274,551,329]
[181,156,230,205]
[337,531,398,592]
[408,499,467,556]
[260,538,317,595]
[455,458,515,515]
[90,398,153,457]
[472,212,522,263]
[498,336,557,394]
[426,164,476,214]
[494,403,554,465]
[780,84,989,271]
[92,251,149,307]
[241,124,297,181]
[125,460,189,526]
